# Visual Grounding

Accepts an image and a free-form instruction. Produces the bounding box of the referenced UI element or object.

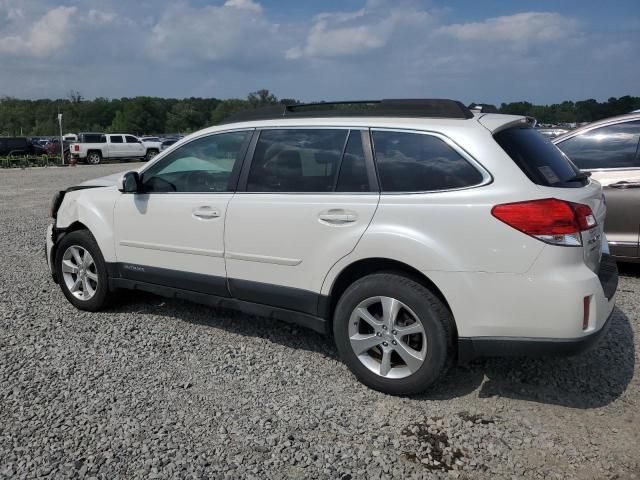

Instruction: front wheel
[55,230,113,311]
[145,149,158,162]
[333,273,453,395]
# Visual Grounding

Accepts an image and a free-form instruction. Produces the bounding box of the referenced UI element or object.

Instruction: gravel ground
[1,164,639,479]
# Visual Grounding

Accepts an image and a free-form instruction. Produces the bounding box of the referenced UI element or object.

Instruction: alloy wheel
[61,245,98,301]
[348,296,427,379]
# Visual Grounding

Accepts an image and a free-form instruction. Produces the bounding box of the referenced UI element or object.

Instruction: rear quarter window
[494,127,586,188]
[371,130,485,192]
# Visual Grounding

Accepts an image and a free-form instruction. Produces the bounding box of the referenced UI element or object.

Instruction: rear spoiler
[478,114,537,134]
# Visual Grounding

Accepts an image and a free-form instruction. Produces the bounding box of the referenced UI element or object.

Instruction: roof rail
[219,99,474,124]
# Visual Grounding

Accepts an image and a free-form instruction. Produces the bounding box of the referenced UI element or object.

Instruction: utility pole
[58,113,64,165]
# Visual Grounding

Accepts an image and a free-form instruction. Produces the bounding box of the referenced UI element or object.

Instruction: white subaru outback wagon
[46,99,618,395]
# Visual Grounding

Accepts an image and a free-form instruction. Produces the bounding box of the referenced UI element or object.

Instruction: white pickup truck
[70,133,158,165]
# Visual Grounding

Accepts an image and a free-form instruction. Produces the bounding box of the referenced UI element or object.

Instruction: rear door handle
[319,209,357,225]
[193,208,220,219]
[609,181,640,189]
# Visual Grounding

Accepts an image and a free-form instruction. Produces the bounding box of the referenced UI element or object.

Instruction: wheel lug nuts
[391,330,397,335]
[392,340,397,345]
[376,332,382,337]
[382,342,388,347]
[382,325,387,330]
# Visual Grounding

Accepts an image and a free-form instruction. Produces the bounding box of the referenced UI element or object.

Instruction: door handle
[609,181,640,189]
[193,208,220,219]
[319,209,357,225]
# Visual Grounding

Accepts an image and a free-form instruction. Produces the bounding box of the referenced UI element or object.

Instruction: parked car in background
[537,127,569,139]
[554,113,640,262]
[70,133,151,165]
[0,137,31,156]
[47,99,617,394]
[45,138,71,163]
[160,138,178,151]
[139,137,162,160]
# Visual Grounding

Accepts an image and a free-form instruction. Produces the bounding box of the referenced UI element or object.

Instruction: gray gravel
[1,164,639,479]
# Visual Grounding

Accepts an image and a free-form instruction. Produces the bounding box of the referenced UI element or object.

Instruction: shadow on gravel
[110,290,338,359]
[422,308,635,408]
[617,262,640,278]
[111,292,634,408]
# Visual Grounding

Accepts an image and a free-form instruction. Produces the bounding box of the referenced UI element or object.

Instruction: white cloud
[438,12,579,43]
[85,10,118,26]
[287,1,433,59]
[0,5,76,57]
[223,0,262,14]
[147,0,281,65]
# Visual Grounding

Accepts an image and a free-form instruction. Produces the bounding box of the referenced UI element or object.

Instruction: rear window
[494,127,586,188]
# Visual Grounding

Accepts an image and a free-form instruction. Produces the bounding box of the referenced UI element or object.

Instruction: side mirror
[119,171,143,193]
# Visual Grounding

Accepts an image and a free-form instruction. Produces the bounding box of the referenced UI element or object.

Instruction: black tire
[55,230,113,311]
[86,151,101,165]
[145,149,158,162]
[333,273,453,395]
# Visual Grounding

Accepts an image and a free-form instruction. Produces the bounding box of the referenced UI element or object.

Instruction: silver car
[554,113,640,261]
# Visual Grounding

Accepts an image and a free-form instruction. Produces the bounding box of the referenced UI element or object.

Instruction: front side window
[142,131,251,193]
[247,129,349,192]
[125,135,139,144]
[372,130,484,192]
[556,121,640,170]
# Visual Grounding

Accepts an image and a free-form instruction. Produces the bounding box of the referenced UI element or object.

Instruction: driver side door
[113,130,252,296]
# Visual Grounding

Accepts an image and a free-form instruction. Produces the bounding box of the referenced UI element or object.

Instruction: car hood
[77,171,127,188]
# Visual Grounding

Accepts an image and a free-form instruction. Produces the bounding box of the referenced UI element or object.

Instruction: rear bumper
[458,308,614,363]
[457,255,618,362]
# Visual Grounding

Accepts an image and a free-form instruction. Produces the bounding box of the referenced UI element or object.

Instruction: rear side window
[82,134,104,143]
[494,127,585,188]
[247,129,348,192]
[110,135,123,144]
[336,131,370,192]
[371,130,484,192]
[556,121,640,170]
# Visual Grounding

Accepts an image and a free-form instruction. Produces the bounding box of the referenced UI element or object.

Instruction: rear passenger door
[108,135,125,158]
[224,128,379,316]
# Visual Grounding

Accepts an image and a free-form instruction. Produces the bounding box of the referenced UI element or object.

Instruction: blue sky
[0,0,638,104]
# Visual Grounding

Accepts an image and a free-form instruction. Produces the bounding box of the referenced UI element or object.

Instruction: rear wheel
[333,273,453,395]
[55,230,113,311]
[86,151,101,165]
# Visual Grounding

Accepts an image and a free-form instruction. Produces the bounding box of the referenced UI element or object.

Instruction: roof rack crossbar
[220,99,474,124]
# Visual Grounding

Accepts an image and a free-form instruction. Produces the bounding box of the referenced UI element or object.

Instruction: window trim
[236,126,379,194]
[554,118,640,172]
[136,129,254,195]
[370,127,492,195]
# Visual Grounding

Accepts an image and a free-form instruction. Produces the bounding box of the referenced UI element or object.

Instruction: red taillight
[491,198,596,246]
[73,144,79,152]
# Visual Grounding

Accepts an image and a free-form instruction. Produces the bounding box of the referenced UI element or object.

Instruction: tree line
[0,90,638,137]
